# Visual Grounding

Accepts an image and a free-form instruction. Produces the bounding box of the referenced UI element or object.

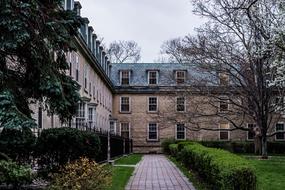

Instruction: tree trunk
[261,135,268,159]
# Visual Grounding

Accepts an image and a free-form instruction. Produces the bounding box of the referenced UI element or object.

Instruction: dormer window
[219,72,229,86]
[176,71,186,84]
[148,71,158,85]
[120,70,130,85]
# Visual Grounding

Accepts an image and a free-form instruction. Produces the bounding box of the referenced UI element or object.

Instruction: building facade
[34,0,285,153]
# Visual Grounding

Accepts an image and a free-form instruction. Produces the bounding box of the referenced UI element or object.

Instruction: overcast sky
[79,0,204,62]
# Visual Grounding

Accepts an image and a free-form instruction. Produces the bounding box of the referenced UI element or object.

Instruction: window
[176,124,186,140]
[176,71,186,84]
[120,70,130,85]
[148,123,158,140]
[177,97,185,112]
[276,123,285,140]
[219,72,229,86]
[120,122,130,138]
[75,54,79,81]
[219,123,230,140]
[84,65,88,90]
[76,102,85,129]
[110,121,116,134]
[247,123,256,140]
[148,71,158,85]
[148,97,158,112]
[88,107,95,129]
[219,97,229,112]
[120,97,130,112]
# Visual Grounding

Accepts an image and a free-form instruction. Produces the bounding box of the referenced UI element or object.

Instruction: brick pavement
[126,155,196,190]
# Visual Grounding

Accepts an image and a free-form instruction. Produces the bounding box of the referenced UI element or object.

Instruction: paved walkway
[126,155,195,190]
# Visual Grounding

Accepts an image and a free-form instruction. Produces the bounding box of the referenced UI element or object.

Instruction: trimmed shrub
[169,144,178,157]
[0,160,33,189]
[49,157,111,190]
[0,127,36,163]
[179,143,256,190]
[161,138,175,154]
[36,128,100,175]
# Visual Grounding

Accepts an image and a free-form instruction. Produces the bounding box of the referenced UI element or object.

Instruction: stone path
[126,155,196,190]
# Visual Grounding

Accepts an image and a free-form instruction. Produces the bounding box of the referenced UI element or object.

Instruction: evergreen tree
[0,0,82,128]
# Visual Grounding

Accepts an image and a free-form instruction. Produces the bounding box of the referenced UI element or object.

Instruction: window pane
[149,97,157,112]
[149,71,157,85]
[176,71,185,84]
[177,97,185,112]
[121,97,130,112]
[247,124,255,140]
[220,123,229,140]
[176,124,185,140]
[276,123,285,140]
[148,123,157,140]
[121,123,130,138]
[121,71,130,85]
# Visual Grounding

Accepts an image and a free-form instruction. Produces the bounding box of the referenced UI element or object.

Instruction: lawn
[107,154,143,190]
[244,155,285,190]
[114,154,142,165]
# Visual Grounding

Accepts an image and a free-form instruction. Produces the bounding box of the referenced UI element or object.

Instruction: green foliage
[0,0,82,128]
[200,141,285,154]
[170,143,257,190]
[0,160,33,189]
[0,127,36,163]
[0,153,10,161]
[169,144,178,157]
[161,138,176,154]
[36,128,101,175]
[49,157,111,190]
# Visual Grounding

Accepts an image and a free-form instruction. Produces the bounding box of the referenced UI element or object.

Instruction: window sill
[147,111,158,114]
[119,111,132,114]
[147,139,159,142]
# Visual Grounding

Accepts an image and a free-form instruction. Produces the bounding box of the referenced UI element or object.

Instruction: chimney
[105,56,108,73]
[102,51,106,68]
[65,0,74,10]
[92,34,97,54]
[88,26,94,50]
[99,46,103,65]
[74,1,82,16]
[80,18,89,42]
[96,40,101,60]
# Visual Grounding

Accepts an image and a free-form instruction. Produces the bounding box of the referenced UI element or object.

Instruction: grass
[168,156,210,190]
[244,155,285,190]
[114,154,142,165]
[107,154,143,190]
[107,166,135,190]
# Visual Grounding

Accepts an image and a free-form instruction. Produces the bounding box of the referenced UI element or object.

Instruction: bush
[161,139,175,154]
[0,160,33,189]
[177,143,256,190]
[36,128,101,175]
[0,127,36,163]
[169,144,178,157]
[49,157,111,190]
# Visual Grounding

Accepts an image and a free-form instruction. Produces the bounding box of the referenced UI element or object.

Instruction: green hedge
[0,127,36,163]
[35,128,101,174]
[200,141,285,154]
[170,143,256,190]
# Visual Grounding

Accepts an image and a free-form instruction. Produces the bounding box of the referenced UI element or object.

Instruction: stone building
[33,0,285,153]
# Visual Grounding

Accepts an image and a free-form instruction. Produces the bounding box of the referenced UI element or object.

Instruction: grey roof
[110,63,213,87]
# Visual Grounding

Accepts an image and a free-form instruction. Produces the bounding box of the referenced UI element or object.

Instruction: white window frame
[147,123,158,141]
[247,123,256,141]
[148,71,158,85]
[120,122,130,138]
[175,124,186,140]
[110,121,116,134]
[176,97,186,112]
[176,70,186,84]
[219,123,230,141]
[120,97,131,113]
[120,70,130,85]
[275,122,285,141]
[219,96,229,112]
[148,97,158,112]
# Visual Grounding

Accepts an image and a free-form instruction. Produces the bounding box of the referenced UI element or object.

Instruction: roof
[110,63,212,87]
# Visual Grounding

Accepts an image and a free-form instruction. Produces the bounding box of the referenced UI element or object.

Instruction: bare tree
[160,38,187,63]
[107,40,141,63]
[161,0,285,158]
